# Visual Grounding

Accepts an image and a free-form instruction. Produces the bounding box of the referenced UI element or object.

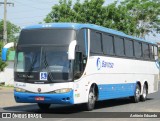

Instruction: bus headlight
[53,88,72,93]
[14,87,26,92]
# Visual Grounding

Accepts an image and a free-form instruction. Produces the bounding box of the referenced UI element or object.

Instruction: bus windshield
[14,29,76,83]
[15,46,72,83]
[41,46,70,74]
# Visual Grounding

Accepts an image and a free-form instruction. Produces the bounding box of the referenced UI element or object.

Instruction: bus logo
[40,72,48,80]
[97,57,114,70]
[97,57,101,70]
[38,88,41,93]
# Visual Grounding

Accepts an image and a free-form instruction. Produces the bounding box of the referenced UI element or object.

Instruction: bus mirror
[68,40,77,60]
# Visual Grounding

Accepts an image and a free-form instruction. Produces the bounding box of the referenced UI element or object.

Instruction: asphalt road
[0,83,160,120]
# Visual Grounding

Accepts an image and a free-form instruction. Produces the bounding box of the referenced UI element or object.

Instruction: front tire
[131,84,141,103]
[85,86,96,111]
[140,84,148,101]
[38,103,51,110]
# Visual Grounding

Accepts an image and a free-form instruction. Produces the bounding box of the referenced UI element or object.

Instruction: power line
[28,0,58,5]
[9,15,47,20]
[13,21,44,27]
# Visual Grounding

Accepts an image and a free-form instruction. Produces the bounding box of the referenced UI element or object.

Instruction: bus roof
[23,23,157,45]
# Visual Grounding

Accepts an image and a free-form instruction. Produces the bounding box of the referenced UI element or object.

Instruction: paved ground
[0,83,160,120]
[0,87,29,107]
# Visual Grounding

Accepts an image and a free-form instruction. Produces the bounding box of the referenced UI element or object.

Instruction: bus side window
[150,45,154,60]
[154,46,158,60]
[77,29,88,56]
[90,30,103,55]
[142,43,150,59]
[134,41,142,59]
[102,34,114,55]
[114,36,125,57]
[124,39,134,58]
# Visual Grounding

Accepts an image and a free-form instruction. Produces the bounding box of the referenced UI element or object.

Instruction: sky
[0,0,159,42]
[0,0,116,27]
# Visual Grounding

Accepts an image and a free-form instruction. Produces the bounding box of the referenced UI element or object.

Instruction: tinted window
[77,29,88,56]
[142,43,150,59]
[154,46,158,56]
[149,45,154,60]
[114,37,125,56]
[19,29,75,45]
[125,39,134,58]
[90,30,102,54]
[154,46,158,60]
[102,34,114,55]
[134,41,142,58]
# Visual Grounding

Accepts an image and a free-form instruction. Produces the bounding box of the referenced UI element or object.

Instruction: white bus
[14,23,159,111]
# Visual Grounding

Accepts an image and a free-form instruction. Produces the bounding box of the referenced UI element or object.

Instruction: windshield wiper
[43,51,55,82]
[25,54,38,81]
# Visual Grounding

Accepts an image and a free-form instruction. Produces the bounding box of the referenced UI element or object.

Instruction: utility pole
[0,0,14,45]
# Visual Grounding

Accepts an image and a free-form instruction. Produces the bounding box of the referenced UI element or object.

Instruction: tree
[44,0,75,22]
[45,0,111,25]
[0,41,7,71]
[102,2,138,36]
[73,0,105,25]
[44,0,160,38]
[121,0,160,38]
[0,20,20,43]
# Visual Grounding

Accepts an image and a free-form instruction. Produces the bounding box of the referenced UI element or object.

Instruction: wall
[0,61,14,86]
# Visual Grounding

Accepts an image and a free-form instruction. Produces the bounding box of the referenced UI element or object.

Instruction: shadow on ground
[3,98,153,114]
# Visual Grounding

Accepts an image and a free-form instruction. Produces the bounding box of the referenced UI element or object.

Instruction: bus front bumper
[14,90,74,104]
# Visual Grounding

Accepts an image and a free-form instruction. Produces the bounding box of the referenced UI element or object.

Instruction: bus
[14,23,159,111]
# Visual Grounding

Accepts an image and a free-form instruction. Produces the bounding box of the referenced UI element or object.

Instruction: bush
[0,41,7,71]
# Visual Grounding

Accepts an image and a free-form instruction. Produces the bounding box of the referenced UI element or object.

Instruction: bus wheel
[38,103,51,110]
[86,86,96,111]
[131,84,141,103]
[140,84,148,101]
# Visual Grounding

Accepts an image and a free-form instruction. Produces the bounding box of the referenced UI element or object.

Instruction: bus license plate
[35,97,44,101]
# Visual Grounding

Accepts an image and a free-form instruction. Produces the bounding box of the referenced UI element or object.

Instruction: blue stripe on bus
[14,90,74,104]
[84,29,88,56]
[98,83,136,100]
